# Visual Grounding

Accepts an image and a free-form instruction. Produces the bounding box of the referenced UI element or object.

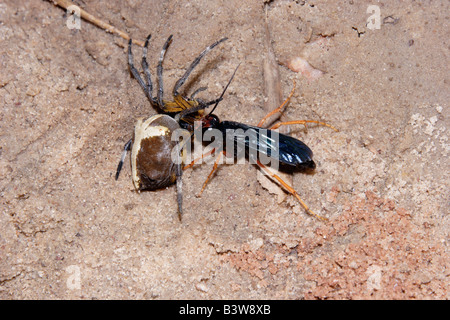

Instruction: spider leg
[175,97,223,122]
[174,142,183,221]
[256,160,328,221]
[128,39,153,104]
[141,34,156,105]
[115,139,132,180]
[190,86,208,99]
[157,35,173,111]
[203,98,223,107]
[173,37,228,98]
[178,62,238,120]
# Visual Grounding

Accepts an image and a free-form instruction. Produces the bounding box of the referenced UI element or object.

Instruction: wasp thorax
[131,114,180,191]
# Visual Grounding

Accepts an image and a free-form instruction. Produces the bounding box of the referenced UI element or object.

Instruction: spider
[129,34,227,115]
[116,34,228,220]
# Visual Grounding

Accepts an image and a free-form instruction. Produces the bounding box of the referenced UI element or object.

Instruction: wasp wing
[220,121,314,168]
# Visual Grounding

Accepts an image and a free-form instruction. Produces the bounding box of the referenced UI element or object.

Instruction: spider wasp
[180,73,338,221]
[115,34,227,220]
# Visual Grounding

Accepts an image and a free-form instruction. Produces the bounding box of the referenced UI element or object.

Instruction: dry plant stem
[262,14,284,129]
[50,0,145,47]
[259,10,293,202]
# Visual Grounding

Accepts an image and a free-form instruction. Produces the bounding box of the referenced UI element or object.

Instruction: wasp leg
[256,160,328,221]
[256,81,338,132]
[156,35,173,111]
[115,139,132,180]
[269,120,338,132]
[182,148,221,197]
[197,150,224,197]
[183,148,216,171]
[173,38,228,98]
[257,80,296,127]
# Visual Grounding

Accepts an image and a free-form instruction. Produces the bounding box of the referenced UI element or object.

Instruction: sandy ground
[0,0,448,299]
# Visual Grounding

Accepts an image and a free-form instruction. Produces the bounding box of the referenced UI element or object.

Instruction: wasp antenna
[208,63,240,115]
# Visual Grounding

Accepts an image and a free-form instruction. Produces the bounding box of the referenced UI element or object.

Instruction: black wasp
[181,70,338,221]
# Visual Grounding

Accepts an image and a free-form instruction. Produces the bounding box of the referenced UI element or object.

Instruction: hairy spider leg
[173,37,228,97]
[128,35,176,111]
[115,138,132,180]
[172,37,228,110]
[190,87,208,99]
[174,142,183,220]
[128,39,155,105]
[141,34,155,105]
[256,160,328,221]
[157,35,174,110]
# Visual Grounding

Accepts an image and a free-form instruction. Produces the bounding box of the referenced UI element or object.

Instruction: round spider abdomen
[131,114,180,190]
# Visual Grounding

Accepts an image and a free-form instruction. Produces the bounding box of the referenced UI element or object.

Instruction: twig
[49,0,145,47]
[262,13,283,128]
[257,8,293,203]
